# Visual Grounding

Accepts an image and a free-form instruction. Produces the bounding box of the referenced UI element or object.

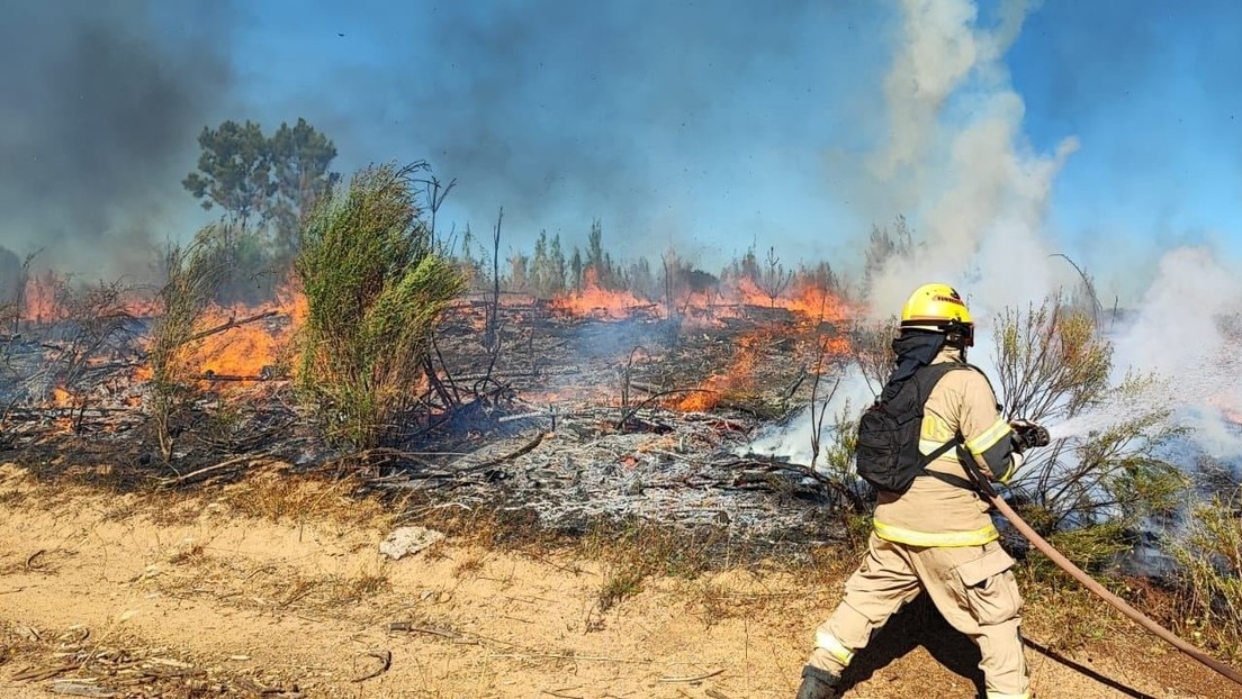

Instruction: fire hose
[964,422,1242,687]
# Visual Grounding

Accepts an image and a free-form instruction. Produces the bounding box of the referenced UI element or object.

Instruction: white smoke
[748,0,1242,477]
[1104,247,1242,461]
[863,0,1080,321]
[742,369,877,466]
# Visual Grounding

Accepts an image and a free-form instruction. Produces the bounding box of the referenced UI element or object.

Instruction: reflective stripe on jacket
[871,349,1021,547]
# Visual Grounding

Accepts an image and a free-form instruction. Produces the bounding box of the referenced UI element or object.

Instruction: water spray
[962,427,1242,688]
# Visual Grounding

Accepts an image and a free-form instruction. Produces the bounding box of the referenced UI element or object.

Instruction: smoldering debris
[0,292,857,548]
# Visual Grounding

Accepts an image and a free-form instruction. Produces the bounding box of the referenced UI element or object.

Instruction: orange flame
[183,282,306,382]
[51,386,74,407]
[551,268,654,320]
[19,271,164,325]
[670,332,766,412]
[727,277,852,323]
[22,272,65,323]
[549,268,857,330]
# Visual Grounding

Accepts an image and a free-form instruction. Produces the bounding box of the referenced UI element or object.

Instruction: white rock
[378,526,445,560]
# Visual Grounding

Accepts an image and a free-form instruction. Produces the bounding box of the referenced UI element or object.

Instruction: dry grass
[151,548,392,614]
[217,463,397,530]
[4,456,1214,670]
[1015,565,1125,650]
[596,563,646,612]
[451,548,490,578]
[676,577,798,629]
[0,620,304,697]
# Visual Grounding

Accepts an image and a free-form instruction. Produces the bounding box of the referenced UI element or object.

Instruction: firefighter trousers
[807,533,1031,699]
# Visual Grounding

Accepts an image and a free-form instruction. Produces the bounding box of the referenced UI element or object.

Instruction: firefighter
[795,283,1034,699]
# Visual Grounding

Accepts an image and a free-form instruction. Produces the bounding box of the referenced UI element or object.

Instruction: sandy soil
[0,462,1237,699]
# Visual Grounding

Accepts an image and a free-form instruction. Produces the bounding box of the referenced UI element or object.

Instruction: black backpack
[854,361,976,494]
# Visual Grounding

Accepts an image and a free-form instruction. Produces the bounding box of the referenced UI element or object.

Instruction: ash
[374,416,849,550]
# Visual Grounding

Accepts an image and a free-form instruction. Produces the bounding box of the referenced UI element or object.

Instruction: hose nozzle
[1010,419,1051,449]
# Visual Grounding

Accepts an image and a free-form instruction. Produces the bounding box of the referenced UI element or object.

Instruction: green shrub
[993,300,1187,551]
[1167,491,1242,661]
[294,162,465,450]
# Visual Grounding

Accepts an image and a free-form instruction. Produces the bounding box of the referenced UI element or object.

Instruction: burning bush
[293,161,465,450]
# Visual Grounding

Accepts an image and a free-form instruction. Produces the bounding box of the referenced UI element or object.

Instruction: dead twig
[387,621,460,639]
[25,549,47,571]
[12,662,80,681]
[451,432,548,474]
[181,310,279,346]
[615,388,714,428]
[350,649,392,682]
[659,668,724,683]
[156,453,273,489]
[730,457,866,511]
[48,681,116,697]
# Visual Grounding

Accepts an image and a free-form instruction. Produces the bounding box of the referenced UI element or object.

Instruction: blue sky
[168,1,1242,296]
[1005,1,1242,287]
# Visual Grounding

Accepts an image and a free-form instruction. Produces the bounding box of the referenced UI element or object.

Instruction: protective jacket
[871,346,1022,548]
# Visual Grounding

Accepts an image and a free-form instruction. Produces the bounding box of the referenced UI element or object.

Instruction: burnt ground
[0,462,1238,699]
[2,300,1241,697]
[1,297,859,552]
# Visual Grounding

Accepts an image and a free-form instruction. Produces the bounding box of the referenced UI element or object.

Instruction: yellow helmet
[900,283,974,345]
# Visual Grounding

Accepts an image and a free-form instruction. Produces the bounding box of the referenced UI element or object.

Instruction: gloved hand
[1009,418,1050,451]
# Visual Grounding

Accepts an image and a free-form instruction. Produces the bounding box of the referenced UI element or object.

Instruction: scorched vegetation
[0,116,1239,673]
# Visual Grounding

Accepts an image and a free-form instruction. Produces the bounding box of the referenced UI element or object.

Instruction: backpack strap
[909,361,981,492]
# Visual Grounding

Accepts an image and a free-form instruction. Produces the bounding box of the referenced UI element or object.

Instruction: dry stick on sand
[658,668,725,683]
[350,649,392,682]
[156,453,273,489]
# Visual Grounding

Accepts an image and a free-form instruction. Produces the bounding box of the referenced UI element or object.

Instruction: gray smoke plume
[0,1,234,281]
[850,0,1080,319]
[314,0,875,251]
[0,246,20,305]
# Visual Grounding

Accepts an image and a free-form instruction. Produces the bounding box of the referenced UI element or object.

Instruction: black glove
[1009,418,1050,451]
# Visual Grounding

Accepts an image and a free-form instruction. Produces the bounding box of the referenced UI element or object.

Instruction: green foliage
[183,118,340,284]
[584,219,622,289]
[0,247,22,333]
[570,248,584,291]
[0,246,20,306]
[861,215,914,297]
[992,297,1188,561]
[294,162,466,450]
[993,301,1112,419]
[819,399,872,521]
[527,230,568,296]
[190,224,283,307]
[819,402,860,483]
[182,120,276,226]
[848,317,900,396]
[1167,490,1242,661]
[269,118,341,258]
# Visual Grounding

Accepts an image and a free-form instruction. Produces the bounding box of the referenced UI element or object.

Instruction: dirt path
[0,462,1237,699]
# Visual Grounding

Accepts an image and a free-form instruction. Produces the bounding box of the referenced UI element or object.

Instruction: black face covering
[880,330,951,401]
